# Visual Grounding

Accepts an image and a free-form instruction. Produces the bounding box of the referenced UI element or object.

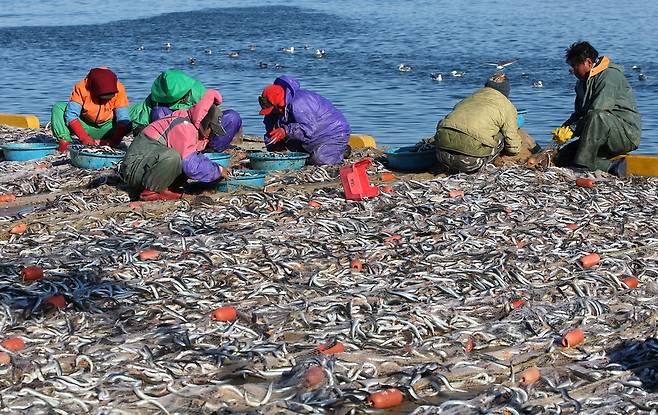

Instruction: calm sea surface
[0,0,656,151]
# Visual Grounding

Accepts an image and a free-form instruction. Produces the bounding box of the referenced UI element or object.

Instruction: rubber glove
[267,127,286,145]
[69,119,99,146]
[552,125,574,145]
[58,140,70,153]
[101,123,129,147]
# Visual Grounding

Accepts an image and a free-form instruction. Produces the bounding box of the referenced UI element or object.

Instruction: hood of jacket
[151,69,200,104]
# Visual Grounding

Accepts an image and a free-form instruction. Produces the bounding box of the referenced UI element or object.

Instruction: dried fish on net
[1,126,658,414]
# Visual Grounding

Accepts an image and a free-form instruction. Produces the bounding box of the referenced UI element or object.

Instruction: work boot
[608,158,628,178]
[139,188,184,201]
[343,145,352,160]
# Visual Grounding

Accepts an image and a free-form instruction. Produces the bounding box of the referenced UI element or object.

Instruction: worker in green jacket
[129,69,243,151]
[435,73,522,173]
[554,41,641,175]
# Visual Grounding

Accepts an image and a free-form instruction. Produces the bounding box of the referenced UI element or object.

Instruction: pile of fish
[1,125,658,414]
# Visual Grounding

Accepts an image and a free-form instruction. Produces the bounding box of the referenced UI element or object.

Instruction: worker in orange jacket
[51,67,130,152]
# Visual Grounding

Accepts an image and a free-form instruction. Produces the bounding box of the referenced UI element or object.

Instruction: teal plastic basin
[384,146,437,171]
[215,169,267,192]
[1,143,58,161]
[205,152,231,168]
[249,151,309,171]
[70,148,125,170]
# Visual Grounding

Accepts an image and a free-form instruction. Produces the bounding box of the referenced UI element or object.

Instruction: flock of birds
[400,59,546,88]
[139,44,649,86]
[136,42,328,68]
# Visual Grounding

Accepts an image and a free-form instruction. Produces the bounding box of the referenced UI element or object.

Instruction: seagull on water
[136,45,145,51]
[282,46,295,54]
[188,57,197,65]
[248,44,257,51]
[430,72,443,81]
[532,80,544,88]
[228,51,240,58]
[164,42,171,50]
[398,64,412,72]
[486,59,518,70]
[204,48,212,55]
[450,70,465,77]
[259,62,269,69]
[632,65,642,72]
[314,49,326,59]
[638,73,647,81]
[274,63,285,69]
[521,73,530,79]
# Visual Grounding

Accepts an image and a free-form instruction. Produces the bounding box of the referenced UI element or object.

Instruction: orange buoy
[318,341,345,355]
[211,306,237,322]
[0,193,17,203]
[622,276,639,289]
[350,259,363,271]
[511,299,526,309]
[302,365,326,388]
[579,253,600,269]
[464,337,475,353]
[138,249,161,261]
[21,265,44,282]
[448,189,465,198]
[308,200,322,208]
[575,178,595,188]
[380,172,396,182]
[520,366,541,385]
[9,223,27,234]
[2,337,25,352]
[383,234,402,244]
[367,388,404,409]
[44,295,66,310]
[562,328,585,348]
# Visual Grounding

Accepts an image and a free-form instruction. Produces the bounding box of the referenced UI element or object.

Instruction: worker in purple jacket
[258,76,352,165]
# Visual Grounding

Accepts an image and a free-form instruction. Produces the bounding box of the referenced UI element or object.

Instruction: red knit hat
[259,84,285,115]
[87,68,118,97]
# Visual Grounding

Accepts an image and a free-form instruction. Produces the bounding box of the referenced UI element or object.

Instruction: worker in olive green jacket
[435,73,522,173]
[554,41,641,175]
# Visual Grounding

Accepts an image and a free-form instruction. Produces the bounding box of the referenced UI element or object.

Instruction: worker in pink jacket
[120,89,228,201]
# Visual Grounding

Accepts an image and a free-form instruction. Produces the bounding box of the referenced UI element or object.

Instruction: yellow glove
[552,126,574,145]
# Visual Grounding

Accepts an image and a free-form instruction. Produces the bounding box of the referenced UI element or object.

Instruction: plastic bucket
[205,152,231,168]
[1,143,58,161]
[249,151,309,171]
[215,169,267,192]
[517,109,527,128]
[70,148,125,170]
[384,146,437,171]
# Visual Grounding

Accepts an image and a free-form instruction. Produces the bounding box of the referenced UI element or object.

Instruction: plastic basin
[70,148,125,170]
[384,146,437,171]
[249,151,309,171]
[215,169,267,192]
[517,109,527,128]
[1,143,58,161]
[205,152,231,168]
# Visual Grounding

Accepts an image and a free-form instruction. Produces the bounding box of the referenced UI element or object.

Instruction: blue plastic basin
[1,143,58,161]
[205,152,231,168]
[517,109,527,128]
[385,146,437,171]
[215,169,267,192]
[70,148,125,170]
[249,151,309,171]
